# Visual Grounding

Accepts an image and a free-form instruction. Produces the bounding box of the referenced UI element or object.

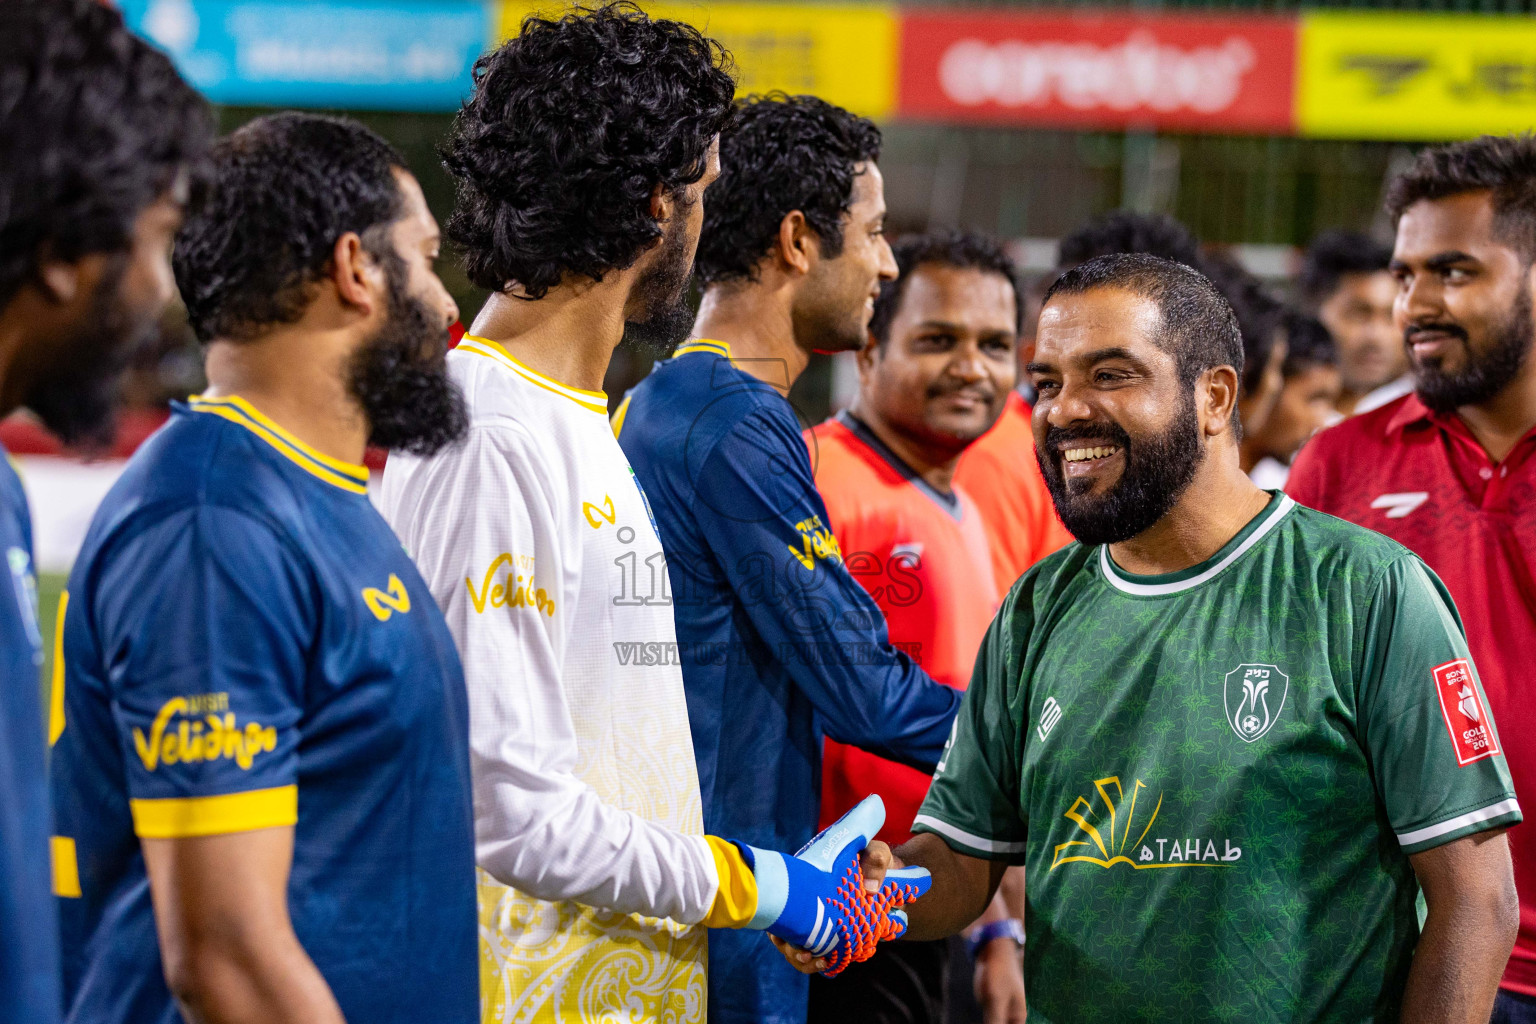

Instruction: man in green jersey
[776,253,1522,1021]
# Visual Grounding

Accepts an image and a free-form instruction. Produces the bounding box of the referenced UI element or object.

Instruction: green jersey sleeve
[1356,555,1521,855]
[911,583,1030,863]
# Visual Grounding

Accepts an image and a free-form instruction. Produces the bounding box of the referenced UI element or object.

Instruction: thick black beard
[26,257,155,449]
[347,271,468,456]
[1413,282,1535,413]
[1036,393,1204,546]
[621,203,697,356]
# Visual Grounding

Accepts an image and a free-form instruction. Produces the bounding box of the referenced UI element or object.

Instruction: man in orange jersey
[806,232,1028,1024]
[952,382,1071,591]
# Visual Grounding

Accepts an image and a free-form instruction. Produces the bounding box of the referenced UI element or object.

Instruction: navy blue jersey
[616,341,960,1024]
[50,397,477,1024]
[0,449,60,1024]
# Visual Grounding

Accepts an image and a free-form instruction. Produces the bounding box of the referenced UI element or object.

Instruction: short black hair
[1200,251,1283,397]
[443,2,734,298]
[694,93,882,286]
[174,113,409,342]
[1043,253,1244,393]
[1299,230,1393,307]
[1386,134,1536,263]
[1057,211,1203,272]
[1278,309,1337,377]
[870,231,1021,345]
[0,0,211,309]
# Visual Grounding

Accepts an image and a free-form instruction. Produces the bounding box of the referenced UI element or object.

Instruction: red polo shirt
[1288,392,1536,996]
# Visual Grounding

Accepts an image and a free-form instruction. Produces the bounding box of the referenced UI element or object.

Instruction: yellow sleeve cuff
[702,835,759,929]
[131,785,298,839]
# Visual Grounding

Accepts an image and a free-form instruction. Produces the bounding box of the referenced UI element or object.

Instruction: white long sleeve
[378,346,719,926]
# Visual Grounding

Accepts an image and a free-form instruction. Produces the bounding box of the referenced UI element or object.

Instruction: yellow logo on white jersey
[466,553,556,617]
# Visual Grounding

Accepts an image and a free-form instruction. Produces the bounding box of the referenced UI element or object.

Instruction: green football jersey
[914,492,1519,1022]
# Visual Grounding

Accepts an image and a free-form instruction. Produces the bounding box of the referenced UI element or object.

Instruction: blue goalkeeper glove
[703,795,933,976]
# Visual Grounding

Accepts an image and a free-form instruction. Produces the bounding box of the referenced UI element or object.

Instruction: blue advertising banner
[118,0,492,110]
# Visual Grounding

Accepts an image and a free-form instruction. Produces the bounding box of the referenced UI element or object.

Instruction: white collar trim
[1099,495,1296,596]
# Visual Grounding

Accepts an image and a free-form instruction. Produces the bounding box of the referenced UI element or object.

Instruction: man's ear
[1201,365,1241,438]
[650,182,673,229]
[35,256,86,305]
[855,332,881,378]
[330,232,380,317]
[775,211,816,276]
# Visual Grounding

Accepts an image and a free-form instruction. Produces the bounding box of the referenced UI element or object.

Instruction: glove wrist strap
[740,844,787,930]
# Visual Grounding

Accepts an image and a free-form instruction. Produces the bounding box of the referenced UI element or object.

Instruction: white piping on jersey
[1396,798,1520,847]
[911,814,1028,854]
[458,335,609,414]
[1098,495,1297,597]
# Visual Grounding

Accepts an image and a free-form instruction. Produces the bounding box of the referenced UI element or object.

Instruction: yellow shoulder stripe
[131,785,299,839]
[459,335,609,414]
[702,835,760,929]
[610,394,632,439]
[188,395,370,495]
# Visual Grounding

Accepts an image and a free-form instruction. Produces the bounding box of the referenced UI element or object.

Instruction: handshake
[708,795,932,976]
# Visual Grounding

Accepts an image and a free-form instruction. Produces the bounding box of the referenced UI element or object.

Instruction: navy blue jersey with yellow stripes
[616,342,960,1024]
[0,449,60,1024]
[50,397,477,1024]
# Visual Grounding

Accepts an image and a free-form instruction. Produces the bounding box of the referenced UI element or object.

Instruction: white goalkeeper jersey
[378,335,717,1023]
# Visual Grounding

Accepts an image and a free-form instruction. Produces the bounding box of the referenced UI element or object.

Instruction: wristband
[967,918,1025,958]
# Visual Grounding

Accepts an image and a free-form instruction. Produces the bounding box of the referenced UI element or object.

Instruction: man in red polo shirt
[807,231,1027,1024]
[1288,134,1536,1024]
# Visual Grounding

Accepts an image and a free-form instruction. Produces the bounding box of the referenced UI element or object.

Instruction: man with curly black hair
[0,4,209,1021]
[54,112,476,1024]
[614,94,961,1024]
[384,11,927,1023]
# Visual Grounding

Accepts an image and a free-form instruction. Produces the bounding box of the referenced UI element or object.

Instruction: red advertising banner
[898,9,1297,133]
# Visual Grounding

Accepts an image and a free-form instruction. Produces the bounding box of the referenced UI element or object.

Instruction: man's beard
[1036,392,1204,546]
[347,261,468,456]
[1411,281,1535,413]
[621,201,697,355]
[26,256,157,449]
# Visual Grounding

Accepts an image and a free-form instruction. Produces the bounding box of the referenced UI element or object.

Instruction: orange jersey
[953,390,1072,591]
[806,412,999,845]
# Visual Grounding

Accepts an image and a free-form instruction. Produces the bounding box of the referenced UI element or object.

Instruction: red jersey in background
[1288,392,1536,997]
[807,411,999,846]
[953,390,1072,592]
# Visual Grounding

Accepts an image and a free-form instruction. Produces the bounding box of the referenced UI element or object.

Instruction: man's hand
[769,839,900,974]
[974,938,1027,1023]
[712,796,931,975]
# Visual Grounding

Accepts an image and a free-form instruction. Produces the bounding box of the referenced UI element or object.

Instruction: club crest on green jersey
[1224,663,1288,743]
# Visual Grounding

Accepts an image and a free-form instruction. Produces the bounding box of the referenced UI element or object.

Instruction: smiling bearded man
[777,251,1525,1024]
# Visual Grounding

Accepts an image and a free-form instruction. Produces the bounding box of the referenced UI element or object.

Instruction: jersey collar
[672,338,732,359]
[1098,491,1295,597]
[835,410,962,520]
[1384,392,1438,436]
[457,334,608,415]
[186,395,370,495]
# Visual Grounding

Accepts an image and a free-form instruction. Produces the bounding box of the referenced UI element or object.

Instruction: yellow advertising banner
[497,2,898,118]
[1299,12,1536,141]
